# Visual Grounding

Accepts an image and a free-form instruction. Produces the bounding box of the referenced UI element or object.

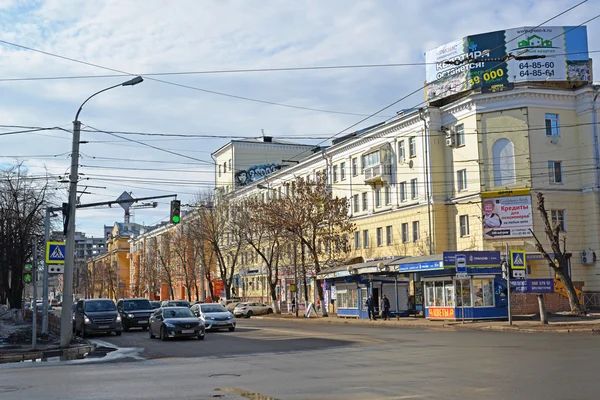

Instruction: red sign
[428,307,455,319]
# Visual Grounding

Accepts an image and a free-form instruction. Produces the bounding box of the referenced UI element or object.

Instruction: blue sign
[397,261,443,273]
[511,280,528,293]
[443,251,501,267]
[525,253,554,261]
[527,279,554,293]
[455,254,467,274]
[46,242,66,264]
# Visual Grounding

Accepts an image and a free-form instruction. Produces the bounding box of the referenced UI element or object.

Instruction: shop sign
[397,260,443,273]
[428,307,455,319]
[443,251,501,267]
[482,195,533,239]
[528,279,554,293]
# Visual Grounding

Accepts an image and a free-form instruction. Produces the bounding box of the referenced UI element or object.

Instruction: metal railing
[583,292,600,309]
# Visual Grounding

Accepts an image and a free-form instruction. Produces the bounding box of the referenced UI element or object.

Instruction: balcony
[364,163,392,184]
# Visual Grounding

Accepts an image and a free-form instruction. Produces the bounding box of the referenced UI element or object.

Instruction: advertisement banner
[425,26,589,102]
[443,251,502,267]
[427,307,455,319]
[482,195,533,239]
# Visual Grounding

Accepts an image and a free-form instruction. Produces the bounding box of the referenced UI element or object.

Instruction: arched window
[492,139,516,186]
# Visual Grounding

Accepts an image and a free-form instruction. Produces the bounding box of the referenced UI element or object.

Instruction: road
[1,318,599,400]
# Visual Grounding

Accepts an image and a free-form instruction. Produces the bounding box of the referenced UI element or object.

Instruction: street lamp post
[60,76,143,348]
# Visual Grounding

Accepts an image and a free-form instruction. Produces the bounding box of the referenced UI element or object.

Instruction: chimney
[263,136,273,143]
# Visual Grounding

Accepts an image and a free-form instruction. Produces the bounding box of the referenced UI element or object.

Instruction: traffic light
[170,200,181,224]
[23,264,33,284]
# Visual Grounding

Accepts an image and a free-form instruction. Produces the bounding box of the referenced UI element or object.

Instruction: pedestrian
[382,295,391,320]
[316,297,321,312]
[291,297,296,313]
[366,295,376,321]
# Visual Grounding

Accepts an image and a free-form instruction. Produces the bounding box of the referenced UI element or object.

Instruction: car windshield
[236,303,248,307]
[84,300,116,312]
[201,304,227,313]
[150,301,161,308]
[170,301,190,307]
[124,299,151,310]
[163,307,194,318]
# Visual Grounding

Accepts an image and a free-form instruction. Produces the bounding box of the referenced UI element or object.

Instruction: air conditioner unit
[445,129,455,147]
[550,134,560,144]
[581,248,597,265]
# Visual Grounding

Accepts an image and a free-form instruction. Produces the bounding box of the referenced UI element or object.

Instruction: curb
[0,343,95,364]
[252,316,600,335]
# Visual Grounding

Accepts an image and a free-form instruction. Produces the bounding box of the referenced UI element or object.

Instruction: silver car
[191,303,236,332]
[233,302,274,317]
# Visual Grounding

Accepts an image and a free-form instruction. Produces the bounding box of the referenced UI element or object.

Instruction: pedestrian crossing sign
[46,241,66,264]
[510,250,526,270]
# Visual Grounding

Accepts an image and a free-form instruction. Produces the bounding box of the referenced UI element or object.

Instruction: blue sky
[1,0,599,237]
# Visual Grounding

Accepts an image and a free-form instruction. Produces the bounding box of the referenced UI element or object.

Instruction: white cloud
[1,0,599,236]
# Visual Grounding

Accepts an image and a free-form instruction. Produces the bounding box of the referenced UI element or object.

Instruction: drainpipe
[592,86,600,190]
[419,108,434,255]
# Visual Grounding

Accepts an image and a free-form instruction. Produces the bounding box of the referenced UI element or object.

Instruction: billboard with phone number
[425,26,590,102]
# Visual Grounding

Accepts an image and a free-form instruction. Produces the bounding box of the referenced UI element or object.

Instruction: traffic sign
[46,242,66,265]
[510,250,526,270]
[455,254,467,274]
[456,273,468,280]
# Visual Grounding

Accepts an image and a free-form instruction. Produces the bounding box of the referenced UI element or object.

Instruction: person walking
[291,297,296,313]
[382,295,391,320]
[366,295,376,321]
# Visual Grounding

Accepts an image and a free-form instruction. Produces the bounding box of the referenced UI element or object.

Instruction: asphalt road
[1,318,599,400]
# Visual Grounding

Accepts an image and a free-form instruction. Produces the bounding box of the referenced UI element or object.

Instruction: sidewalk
[255,312,600,334]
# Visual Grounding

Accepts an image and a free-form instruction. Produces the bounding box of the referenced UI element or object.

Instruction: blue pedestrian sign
[46,242,66,265]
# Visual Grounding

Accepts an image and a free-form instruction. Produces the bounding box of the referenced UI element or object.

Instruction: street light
[60,76,143,348]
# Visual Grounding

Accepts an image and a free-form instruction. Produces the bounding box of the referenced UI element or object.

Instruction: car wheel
[197,334,205,340]
[149,327,155,339]
[246,310,253,318]
[267,308,273,314]
[115,330,122,336]
[228,327,235,332]
[160,326,168,341]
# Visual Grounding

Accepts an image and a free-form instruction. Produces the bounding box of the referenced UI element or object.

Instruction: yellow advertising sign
[554,279,583,304]
[481,188,531,198]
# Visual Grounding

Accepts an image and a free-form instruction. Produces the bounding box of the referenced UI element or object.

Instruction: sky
[1,0,600,237]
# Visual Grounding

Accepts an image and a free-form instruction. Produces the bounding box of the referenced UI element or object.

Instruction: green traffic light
[172,215,181,224]
[24,273,32,284]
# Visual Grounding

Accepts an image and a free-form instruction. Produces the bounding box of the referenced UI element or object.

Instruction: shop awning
[317,257,406,279]
[388,254,444,273]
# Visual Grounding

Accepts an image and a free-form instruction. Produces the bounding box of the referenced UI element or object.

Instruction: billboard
[425,26,590,102]
[482,194,533,239]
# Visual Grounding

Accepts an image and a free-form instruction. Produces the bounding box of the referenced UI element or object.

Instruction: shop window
[360,289,368,312]
[472,279,494,307]
[425,281,455,307]
[445,282,455,307]
[455,280,472,307]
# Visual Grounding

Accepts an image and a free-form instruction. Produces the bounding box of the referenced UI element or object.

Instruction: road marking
[247,327,386,344]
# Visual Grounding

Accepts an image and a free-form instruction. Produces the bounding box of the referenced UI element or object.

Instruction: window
[223,162,227,174]
[455,279,472,307]
[333,165,338,182]
[545,113,560,136]
[218,165,222,177]
[354,232,360,250]
[551,209,566,231]
[398,140,405,162]
[459,215,470,237]
[228,159,232,171]
[412,221,420,242]
[548,161,563,184]
[321,168,327,183]
[362,151,380,169]
[352,158,358,176]
[353,194,359,213]
[375,188,381,208]
[401,223,409,243]
[425,281,455,307]
[337,287,358,309]
[411,178,418,199]
[386,225,393,245]
[340,162,346,181]
[455,123,465,147]
[376,227,383,247]
[409,137,417,157]
[457,169,467,191]
[493,138,516,186]
[362,192,368,211]
[363,230,369,248]
[472,279,494,307]
[400,181,407,202]
[384,186,391,205]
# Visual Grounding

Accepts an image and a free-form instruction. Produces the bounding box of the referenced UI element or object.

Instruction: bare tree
[143,236,162,300]
[262,177,355,317]
[157,232,176,300]
[530,192,584,313]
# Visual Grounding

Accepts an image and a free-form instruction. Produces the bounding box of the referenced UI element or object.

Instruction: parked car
[225,301,243,312]
[150,301,162,310]
[160,300,190,308]
[74,299,122,337]
[191,303,236,332]
[24,302,31,310]
[233,302,274,317]
[35,302,52,312]
[149,306,205,341]
[50,299,59,307]
[117,298,153,331]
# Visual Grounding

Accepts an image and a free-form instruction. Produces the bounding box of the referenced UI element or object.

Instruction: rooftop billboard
[425,26,590,102]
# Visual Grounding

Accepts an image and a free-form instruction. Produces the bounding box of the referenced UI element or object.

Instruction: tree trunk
[537,294,548,324]
[555,269,584,314]
[269,281,280,313]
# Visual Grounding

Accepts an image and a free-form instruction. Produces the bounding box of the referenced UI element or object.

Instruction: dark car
[150,301,162,310]
[149,306,205,341]
[74,299,122,337]
[117,298,153,332]
[161,300,190,308]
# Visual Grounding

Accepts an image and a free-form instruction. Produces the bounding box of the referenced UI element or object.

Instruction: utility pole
[32,240,38,349]
[506,243,512,326]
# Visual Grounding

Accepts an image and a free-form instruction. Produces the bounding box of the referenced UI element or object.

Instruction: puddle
[216,388,281,400]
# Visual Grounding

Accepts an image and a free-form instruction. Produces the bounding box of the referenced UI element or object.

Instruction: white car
[233,302,273,317]
[191,303,236,331]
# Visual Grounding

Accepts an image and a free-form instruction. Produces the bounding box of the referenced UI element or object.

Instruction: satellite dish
[408,159,414,169]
